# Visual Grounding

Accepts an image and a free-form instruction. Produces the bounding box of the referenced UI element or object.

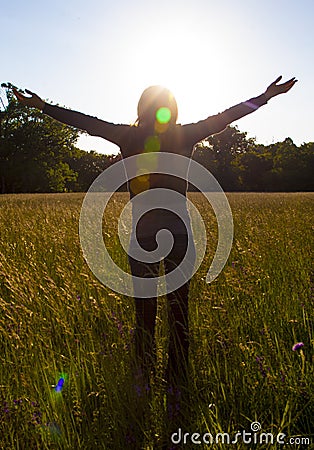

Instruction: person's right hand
[264,76,297,101]
[13,88,45,110]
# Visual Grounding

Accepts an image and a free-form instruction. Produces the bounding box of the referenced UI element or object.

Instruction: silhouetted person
[14,75,297,425]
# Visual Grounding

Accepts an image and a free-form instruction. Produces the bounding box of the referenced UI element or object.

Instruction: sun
[78,9,241,154]
[122,18,236,126]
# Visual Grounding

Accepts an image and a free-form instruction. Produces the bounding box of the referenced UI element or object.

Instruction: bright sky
[2,0,313,154]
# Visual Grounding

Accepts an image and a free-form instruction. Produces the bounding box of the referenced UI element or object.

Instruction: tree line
[1,83,313,193]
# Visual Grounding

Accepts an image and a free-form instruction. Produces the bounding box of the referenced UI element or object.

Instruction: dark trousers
[128,233,196,386]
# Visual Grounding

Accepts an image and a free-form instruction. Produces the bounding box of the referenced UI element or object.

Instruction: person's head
[136,85,178,130]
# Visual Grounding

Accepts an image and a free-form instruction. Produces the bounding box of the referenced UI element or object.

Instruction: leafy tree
[234,145,273,191]
[265,138,312,191]
[0,83,79,193]
[193,130,314,192]
[297,142,314,191]
[66,149,122,191]
[193,126,255,190]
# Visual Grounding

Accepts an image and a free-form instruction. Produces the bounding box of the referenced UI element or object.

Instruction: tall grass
[0,193,313,449]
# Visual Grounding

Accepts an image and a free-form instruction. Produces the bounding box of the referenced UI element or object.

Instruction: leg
[163,234,195,428]
[128,236,160,381]
[166,278,191,386]
[133,296,157,379]
[164,234,195,386]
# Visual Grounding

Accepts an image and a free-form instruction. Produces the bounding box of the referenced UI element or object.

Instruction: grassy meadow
[0,192,313,449]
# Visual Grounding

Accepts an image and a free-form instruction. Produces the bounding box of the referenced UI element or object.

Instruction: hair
[136,85,178,127]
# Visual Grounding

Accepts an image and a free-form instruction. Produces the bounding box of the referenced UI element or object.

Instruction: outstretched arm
[221,75,297,124]
[12,88,129,146]
[183,76,297,145]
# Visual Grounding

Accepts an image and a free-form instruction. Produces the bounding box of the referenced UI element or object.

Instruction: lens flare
[46,421,62,439]
[53,373,68,393]
[156,107,171,124]
[154,121,169,134]
[136,152,159,172]
[54,378,64,392]
[130,175,150,195]
[144,135,160,152]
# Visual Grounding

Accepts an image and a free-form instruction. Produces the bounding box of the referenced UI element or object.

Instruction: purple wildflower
[280,370,285,383]
[117,321,123,335]
[292,342,304,351]
[256,356,267,378]
[2,401,10,414]
[167,385,182,420]
[31,410,42,425]
[125,425,136,445]
[134,384,142,397]
[111,312,125,337]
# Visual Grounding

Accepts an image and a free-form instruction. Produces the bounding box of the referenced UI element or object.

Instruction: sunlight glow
[78,3,305,155]
[116,15,241,127]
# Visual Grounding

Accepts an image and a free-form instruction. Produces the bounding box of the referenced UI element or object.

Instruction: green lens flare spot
[136,152,159,171]
[144,135,160,152]
[156,107,171,124]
